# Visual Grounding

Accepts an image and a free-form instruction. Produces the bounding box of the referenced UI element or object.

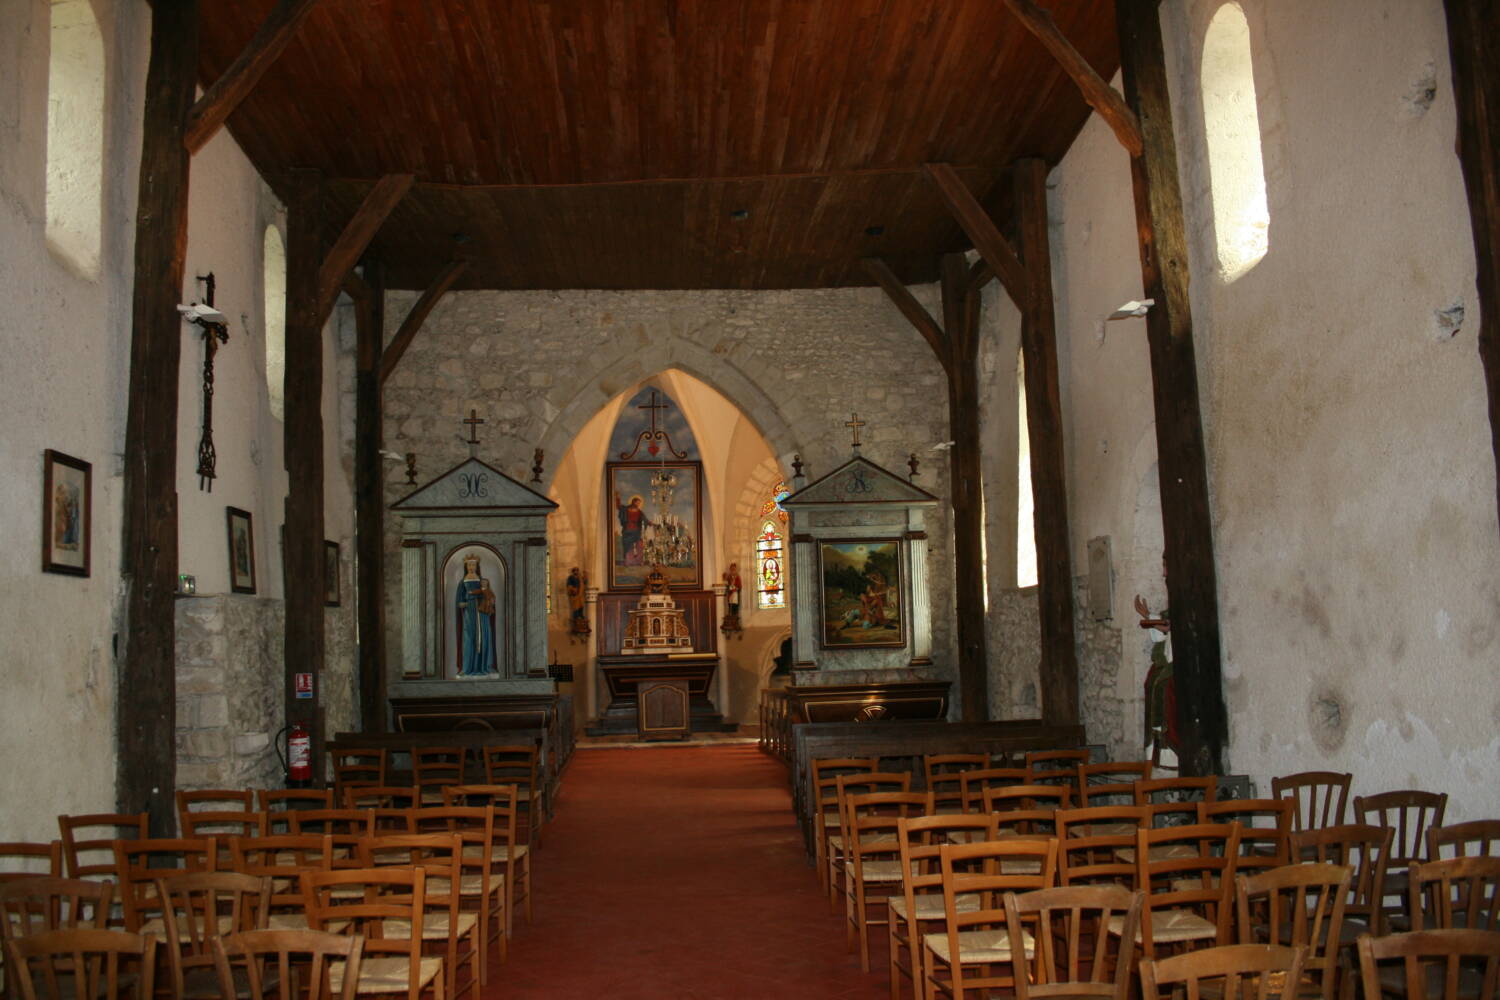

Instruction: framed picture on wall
[605,462,703,591]
[42,449,91,577]
[225,507,257,594]
[324,540,341,606]
[818,538,905,649]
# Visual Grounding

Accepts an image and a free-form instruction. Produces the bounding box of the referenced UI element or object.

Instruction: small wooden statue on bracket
[566,566,590,640]
[720,562,744,637]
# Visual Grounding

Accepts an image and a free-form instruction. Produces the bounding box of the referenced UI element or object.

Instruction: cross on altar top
[462,409,486,455]
[845,413,867,450]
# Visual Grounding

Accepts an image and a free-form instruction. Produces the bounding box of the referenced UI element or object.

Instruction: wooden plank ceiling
[198,1,1118,291]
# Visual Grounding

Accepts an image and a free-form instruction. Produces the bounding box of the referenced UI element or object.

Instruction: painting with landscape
[819,540,903,648]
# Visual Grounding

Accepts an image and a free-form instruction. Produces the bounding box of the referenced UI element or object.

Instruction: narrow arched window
[263,226,287,420]
[1017,350,1038,588]
[1202,2,1269,281]
[756,481,790,610]
[46,0,104,279]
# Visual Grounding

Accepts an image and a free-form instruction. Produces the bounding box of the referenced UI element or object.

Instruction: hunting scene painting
[819,539,904,648]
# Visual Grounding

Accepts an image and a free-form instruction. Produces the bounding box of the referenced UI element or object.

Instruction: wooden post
[1015,158,1080,727]
[1117,0,1227,775]
[283,168,327,778]
[1442,0,1500,538]
[353,260,386,733]
[940,254,991,722]
[119,0,197,835]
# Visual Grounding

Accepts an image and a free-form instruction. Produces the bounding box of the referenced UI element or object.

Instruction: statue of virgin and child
[455,552,498,676]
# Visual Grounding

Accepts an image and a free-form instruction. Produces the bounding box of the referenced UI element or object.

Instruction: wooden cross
[463,410,485,454]
[845,412,867,449]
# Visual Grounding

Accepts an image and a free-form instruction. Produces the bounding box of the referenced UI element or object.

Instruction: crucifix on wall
[846,412,867,452]
[462,409,485,457]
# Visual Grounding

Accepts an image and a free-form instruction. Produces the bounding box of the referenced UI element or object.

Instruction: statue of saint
[723,563,742,615]
[1134,581,1176,763]
[566,566,589,634]
[456,553,498,676]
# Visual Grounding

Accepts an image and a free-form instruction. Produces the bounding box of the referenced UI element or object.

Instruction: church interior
[2,0,1499,996]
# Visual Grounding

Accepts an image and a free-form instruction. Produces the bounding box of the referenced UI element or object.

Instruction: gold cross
[463,409,486,445]
[845,413,867,448]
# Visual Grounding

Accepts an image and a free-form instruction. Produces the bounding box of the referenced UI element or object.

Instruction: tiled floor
[485,744,890,998]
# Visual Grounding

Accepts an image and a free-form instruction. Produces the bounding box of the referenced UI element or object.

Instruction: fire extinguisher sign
[295,673,314,699]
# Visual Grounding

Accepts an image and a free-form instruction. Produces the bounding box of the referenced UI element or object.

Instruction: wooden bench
[788,719,1088,855]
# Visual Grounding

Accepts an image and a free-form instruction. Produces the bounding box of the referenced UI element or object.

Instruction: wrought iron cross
[193,273,230,492]
[462,410,485,456]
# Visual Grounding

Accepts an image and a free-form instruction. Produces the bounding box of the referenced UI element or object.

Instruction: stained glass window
[760,481,790,525]
[756,520,786,609]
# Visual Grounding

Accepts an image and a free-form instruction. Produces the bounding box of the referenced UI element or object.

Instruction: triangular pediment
[391,457,558,513]
[782,455,938,507]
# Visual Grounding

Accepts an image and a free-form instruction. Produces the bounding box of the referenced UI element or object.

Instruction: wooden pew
[788,719,1088,856]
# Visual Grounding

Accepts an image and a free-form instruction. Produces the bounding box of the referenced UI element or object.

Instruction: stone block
[195,695,230,729]
[176,666,224,695]
[184,730,229,760]
[233,731,271,757]
[177,762,228,789]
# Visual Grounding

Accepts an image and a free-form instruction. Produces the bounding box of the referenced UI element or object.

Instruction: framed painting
[42,449,91,576]
[226,506,257,594]
[606,462,703,591]
[818,539,905,648]
[324,540,340,607]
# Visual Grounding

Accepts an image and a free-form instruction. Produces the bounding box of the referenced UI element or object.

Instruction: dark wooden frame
[42,449,92,577]
[817,538,906,649]
[225,506,257,594]
[605,460,704,591]
[323,539,340,607]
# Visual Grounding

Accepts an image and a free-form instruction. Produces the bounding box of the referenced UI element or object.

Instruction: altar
[587,653,736,736]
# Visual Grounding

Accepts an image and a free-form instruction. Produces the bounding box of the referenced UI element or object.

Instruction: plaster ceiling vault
[197,0,1119,291]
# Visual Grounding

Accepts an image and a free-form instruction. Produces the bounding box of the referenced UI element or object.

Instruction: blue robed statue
[455,553,498,676]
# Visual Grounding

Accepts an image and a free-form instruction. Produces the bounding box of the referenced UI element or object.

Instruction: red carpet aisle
[487,744,889,999]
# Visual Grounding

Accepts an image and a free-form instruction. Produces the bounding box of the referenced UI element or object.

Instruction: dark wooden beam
[861,257,949,372]
[342,270,372,304]
[1442,0,1500,538]
[1002,0,1143,157]
[119,0,197,836]
[379,259,470,384]
[314,174,414,325]
[1117,0,1226,775]
[966,259,995,297]
[283,168,327,780]
[184,0,324,155]
[1014,158,1080,728]
[354,260,387,733]
[941,253,991,723]
[924,163,1029,306]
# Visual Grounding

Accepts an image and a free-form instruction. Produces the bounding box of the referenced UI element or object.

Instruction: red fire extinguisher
[277,723,313,788]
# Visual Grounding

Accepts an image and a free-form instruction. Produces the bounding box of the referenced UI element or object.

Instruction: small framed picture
[324,540,341,607]
[42,449,91,576]
[225,507,257,594]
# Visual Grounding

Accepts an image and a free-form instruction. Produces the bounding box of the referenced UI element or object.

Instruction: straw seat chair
[827,772,912,910]
[1291,823,1394,943]
[443,785,529,936]
[1004,884,1143,1000]
[229,833,336,931]
[956,768,1030,816]
[1234,862,1352,1000]
[4,927,157,1000]
[1357,790,1449,926]
[889,813,999,1000]
[481,745,546,844]
[1076,761,1153,808]
[1428,822,1500,862]
[213,927,365,1000]
[111,837,216,933]
[1140,943,1308,1000]
[841,791,930,972]
[1055,805,1149,887]
[0,843,62,885]
[156,870,270,998]
[1357,928,1500,1000]
[357,834,477,999]
[303,867,445,999]
[923,755,988,816]
[1114,822,1241,959]
[1407,857,1500,932]
[810,757,879,894]
[1272,772,1352,835]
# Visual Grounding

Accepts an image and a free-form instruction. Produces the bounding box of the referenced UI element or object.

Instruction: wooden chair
[157,870,270,998]
[229,834,335,931]
[1357,928,1500,1000]
[303,867,445,999]
[923,755,988,815]
[1125,821,1241,959]
[828,772,912,910]
[1077,761,1153,808]
[259,789,334,834]
[4,928,157,1000]
[0,877,114,942]
[181,810,269,866]
[357,834,476,1000]
[1292,823,1395,942]
[331,749,388,801]
[1026,749,1090,790]
[176,789,255,832]
[411,807,504,981]
[1429,822,1500,862]
[841,790,930,972]
[1358,790,1449,925]
[957,767,1031,815]
[809,757,879,894]
[480,745,545,844]
[1201,798,1294,878]
[1004,884,1143,1000]
[919,838,1058,1000]
[1136,776,1218,828]
[412,748,467,806]
[343,786,419,813]
[1272,772,1351,834]
[889,813,1000,1000]
[213,928,365,1000]
[984,785,1070,839]
[1056,805,1150,888]
[443,785,530,936]
[0,843,62,883]
[111,837,216,932]
[289,810,375,867]
[1408,857,1500,932]
[1235,862,1352,1000]
[1140,943,1308,1000]
[58,813,147,881]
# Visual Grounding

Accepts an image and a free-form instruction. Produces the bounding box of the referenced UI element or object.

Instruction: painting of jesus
[607,463,701,590]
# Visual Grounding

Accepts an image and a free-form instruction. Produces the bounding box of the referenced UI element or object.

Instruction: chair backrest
[1005,884,1143,1000]
[923,754,988,812]
[58,813,148,880]
[1357,928,1500,1000]
[834,773,913,846]
[4,927,157,1000]
[1271,771,1351,833]
[229,834,334,919]
[303,867,428,998]
[1355,790,1448,867]
[983,784,1070,838]
[182,809,268,842]
[413,746,467,796]
[442,784,521,856]
[1408,856,1500,932]
[1135,776,1217,827]
[1428,820,1500,862]
[895,813,1001,942]
[1077,761,1153,807]
[1140,943,1308,1000]
[111,837,217,931]
[812,757,879,812]
[958,767,1031,814]
[256,789,334,834]
[176,789,255,831]
[0,842,63,884]
[482,744,538,786]
[342,785,418,811]
[1026,749,1089,789]
[934,838,1059,997]
[289,809,374,868]
[1135,822,1241,956]
[213,928,365,1000]
[1236,862,1351,1000]
[0,876,114,943]
[411,806,497,896]
[1055,805,1150,887]
[157,870,270,996]
[1291,823,1394,935]
[1200,798,1293,875]
[331,748,388,793]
